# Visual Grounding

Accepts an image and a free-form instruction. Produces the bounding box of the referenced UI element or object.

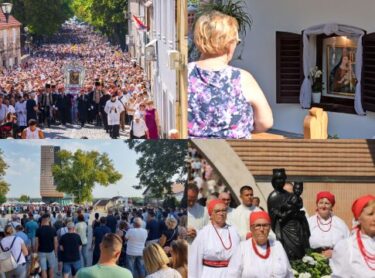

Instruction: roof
[0,13,22,30]
[95,199,112,207]
[227,139,375,182]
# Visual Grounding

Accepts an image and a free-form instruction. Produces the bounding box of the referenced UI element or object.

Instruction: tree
[10,0,73,37]
[126,140,188,199]
[52,149,122,203]
[71,0,128,49]
[0,150,9,205]
[19,195,30,203]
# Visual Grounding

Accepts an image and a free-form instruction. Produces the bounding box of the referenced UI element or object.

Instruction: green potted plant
[309,66,324,104]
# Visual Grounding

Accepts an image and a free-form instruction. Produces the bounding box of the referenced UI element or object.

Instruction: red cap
[207,199,225,216]
[352,195,375,220]
[250,211,271,226]
[316,191,335,206]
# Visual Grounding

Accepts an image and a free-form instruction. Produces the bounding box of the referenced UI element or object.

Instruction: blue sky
[0,140,144,198]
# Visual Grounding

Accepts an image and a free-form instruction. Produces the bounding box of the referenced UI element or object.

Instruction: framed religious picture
[63,62,85,94]
[323,36,357,98]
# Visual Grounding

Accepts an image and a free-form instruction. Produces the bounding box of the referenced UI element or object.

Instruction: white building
[231,0,375,138]
[128,0,187,137]
[0,13,21,69]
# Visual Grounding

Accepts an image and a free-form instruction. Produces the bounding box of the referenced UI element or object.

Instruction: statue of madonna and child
[267,168,311,260]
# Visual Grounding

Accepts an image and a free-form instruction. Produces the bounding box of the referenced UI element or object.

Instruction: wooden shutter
[362,33,375,112]
[276,31,303,103]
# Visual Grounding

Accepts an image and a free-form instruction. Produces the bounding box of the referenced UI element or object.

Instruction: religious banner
[63,61,85,94]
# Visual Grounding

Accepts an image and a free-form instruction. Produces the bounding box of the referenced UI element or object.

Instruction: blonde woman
[188,11,273,139]
[159,217,178,254]
[143,243,181,278]
[170,240,188,278]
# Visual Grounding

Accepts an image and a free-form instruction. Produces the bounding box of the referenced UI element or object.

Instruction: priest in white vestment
[230,186,261,240]
[189,199,241,278]
[187,184,209,244]
[330,195,375,277]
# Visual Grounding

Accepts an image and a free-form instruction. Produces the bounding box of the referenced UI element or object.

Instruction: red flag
[133,15,147,31]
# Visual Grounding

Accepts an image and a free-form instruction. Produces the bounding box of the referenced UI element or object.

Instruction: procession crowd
[0,20,160,139]
[187,148,375,278]
[0,204,188,278]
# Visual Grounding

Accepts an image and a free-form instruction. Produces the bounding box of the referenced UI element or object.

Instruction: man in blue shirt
[146,210,161,245]
[92,217,111,265]
[105,209,117,234]
[25,212,39,252]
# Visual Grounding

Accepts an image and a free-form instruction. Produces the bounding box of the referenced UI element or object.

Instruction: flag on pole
[133,15,148,31]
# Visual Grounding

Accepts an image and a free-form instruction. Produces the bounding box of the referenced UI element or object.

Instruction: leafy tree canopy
[19,195,30,203]
[52,149,122,203]
[0,150,9,205]
[126,140,188,199]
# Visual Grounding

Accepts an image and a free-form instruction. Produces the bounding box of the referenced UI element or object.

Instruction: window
[3,30,7,48]
[12,28,16,44]
[276,30,375,114]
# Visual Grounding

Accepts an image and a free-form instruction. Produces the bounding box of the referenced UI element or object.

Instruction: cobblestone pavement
[42,123,130,139]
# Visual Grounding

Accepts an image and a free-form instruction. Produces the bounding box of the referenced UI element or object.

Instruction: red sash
[202,259,229,268]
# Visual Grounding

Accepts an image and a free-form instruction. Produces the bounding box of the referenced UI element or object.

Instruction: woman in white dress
[188,199,241,278]
[308,191,349,258]
[143,243,181,278]
[227,211,293,278]
[330,195,375,277]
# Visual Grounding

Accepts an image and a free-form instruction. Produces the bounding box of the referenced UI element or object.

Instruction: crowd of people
[0,19,161,139]
[0,204,188,278]
[187,147,375,277]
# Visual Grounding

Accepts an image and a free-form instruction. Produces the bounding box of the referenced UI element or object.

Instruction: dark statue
[267,169,310,260]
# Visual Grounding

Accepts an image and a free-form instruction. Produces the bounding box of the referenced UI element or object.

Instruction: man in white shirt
[187,184,209,244]
[125,217,147,278]
[0,95,8,124]
[230,185,261,240]
[130,112,149,139]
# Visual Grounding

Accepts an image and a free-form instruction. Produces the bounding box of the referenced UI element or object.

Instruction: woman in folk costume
[330,195,375,277]
[104,92,124,139]
[188,199,240,278]
[227,211,293,278]
[308,191,350,258]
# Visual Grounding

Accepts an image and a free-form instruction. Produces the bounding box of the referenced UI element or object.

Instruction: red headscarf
[250,211,271,226]
[316,191,335,206]
[207,199,225,216]
[352,195,375,220]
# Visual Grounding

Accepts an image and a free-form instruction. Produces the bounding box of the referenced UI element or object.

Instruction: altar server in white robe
[104,92,124,138]
[187,183,209,244]
[189,199,240,278]
[227,211,294,278]
[308,191,349,258]
[230,185,261,240]
[331,195,375,277]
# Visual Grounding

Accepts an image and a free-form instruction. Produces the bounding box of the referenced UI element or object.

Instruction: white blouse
[330,231,375,277]
[227,239,294,278]
[308,214,350,249]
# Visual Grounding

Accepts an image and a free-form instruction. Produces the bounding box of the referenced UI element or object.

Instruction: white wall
[153,0,177,135]
[232,0,375,138]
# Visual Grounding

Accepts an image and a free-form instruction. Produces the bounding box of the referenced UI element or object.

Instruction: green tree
[71,0,128,48]
[19,195,30,203]
[126,140,188,199]
[52,149,122,203]
[10,0,73,37]
[0,150,9,205]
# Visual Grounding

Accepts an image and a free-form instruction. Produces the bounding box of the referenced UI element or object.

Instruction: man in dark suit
[39,83,53,127]
[99,88,111,133]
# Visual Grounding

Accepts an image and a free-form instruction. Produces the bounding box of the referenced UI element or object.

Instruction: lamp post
[1,3,13,23]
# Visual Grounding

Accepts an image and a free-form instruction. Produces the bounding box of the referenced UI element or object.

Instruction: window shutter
[276,31,303,103]
[362,32,375,112]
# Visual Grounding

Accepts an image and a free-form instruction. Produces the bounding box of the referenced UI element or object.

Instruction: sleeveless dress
[25,127,41,139]
[145,108,159,139]
[188,62,254,139]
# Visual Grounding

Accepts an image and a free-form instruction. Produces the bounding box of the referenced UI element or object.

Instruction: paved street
[43,124,130,139]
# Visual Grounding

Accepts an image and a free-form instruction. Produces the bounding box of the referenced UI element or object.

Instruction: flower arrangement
[309,66,323,92]
[291,251,332,278]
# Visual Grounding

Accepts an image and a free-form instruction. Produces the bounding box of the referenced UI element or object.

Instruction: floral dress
[188,62,254,139]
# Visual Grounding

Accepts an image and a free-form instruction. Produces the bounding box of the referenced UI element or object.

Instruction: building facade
[127,0,187,137]
[0,13,21,70]
[40,146,64,202]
